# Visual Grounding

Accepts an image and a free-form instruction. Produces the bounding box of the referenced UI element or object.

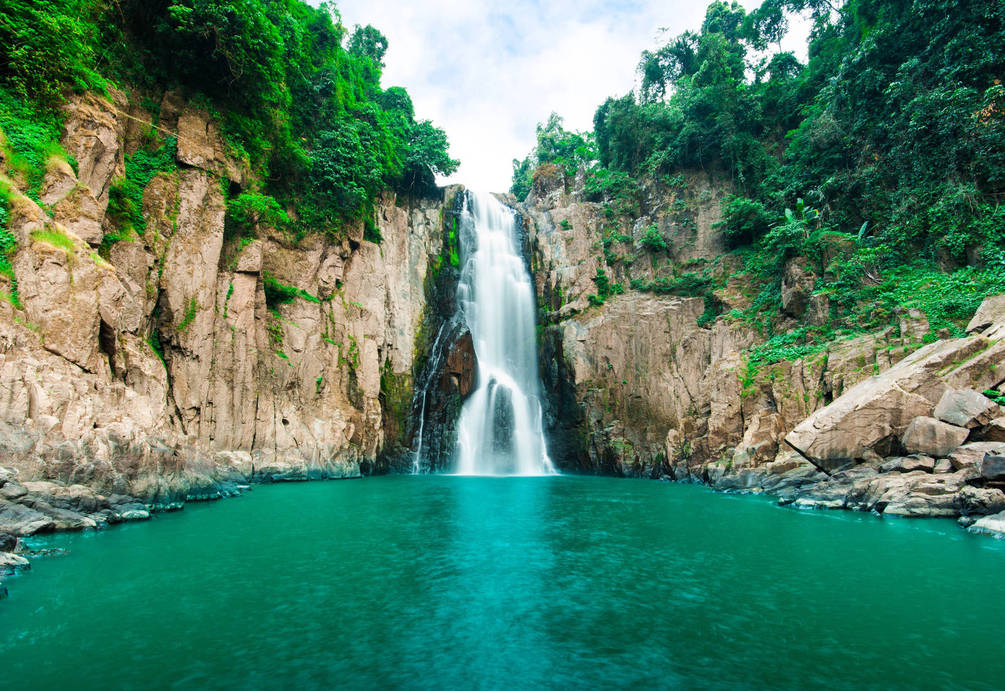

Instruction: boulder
[948,442,1005,472]
[933,388,1001,429]
[0,532,17,552]
[786,331,1005,470]
[981,455,1005,483]
[879,455,935,473]
[0,499,55,536]
[901,417,969,457]
[781,259,815,318]
[0,551,30,576]
[981,417,1005,442]
[959,486,1005,516]
[966,294,1005,334]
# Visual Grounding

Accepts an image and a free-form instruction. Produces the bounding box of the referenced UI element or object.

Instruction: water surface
[3,476,1004,689]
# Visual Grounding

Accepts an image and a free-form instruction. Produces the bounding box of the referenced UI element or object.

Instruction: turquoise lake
[2,475,1004,689]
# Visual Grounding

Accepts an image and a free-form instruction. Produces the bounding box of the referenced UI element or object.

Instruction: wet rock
[0,499,55,536]
[901,417,969,457]
[934,388,1001,429]
[0,551,30,576]
[0,532,17,552]
[444,330,476,399]
[968,510,1005,538]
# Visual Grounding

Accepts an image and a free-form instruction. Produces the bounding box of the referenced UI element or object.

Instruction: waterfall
[454,190,556,476]
[411,320,452,474]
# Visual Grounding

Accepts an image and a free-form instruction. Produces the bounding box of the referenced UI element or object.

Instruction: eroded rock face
[785,332,1004,470]
[0,91,456,501]
[523,168,1005,531]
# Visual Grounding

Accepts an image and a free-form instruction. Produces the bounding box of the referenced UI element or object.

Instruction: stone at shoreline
[785,309,1005,470]
[901,417,969,457]
[0,551,30,575]
[0,498,55,536]
[934,388,1001,429]
[959,486,1005,517]
[0,531,17,552]
[968,510,1005,538]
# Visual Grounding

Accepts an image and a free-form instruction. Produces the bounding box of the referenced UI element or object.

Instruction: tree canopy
[0,0,458,239]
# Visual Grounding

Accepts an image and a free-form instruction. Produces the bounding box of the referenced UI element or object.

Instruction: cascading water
[454,190,555,476]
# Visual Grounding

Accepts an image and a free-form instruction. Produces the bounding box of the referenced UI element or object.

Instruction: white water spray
[454,191,555,476]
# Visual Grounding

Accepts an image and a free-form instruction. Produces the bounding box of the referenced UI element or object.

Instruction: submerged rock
[968,510,1005,538]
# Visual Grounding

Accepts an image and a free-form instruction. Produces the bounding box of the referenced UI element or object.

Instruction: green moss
[105,137,177,241]
[176,297,198,332]
[31,227,76,253]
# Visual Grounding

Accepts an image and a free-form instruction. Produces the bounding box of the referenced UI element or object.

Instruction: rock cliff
[0,89,458,518]
[522,173,1005,537]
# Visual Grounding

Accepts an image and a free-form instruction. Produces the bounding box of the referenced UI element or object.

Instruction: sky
[331,1,810,192]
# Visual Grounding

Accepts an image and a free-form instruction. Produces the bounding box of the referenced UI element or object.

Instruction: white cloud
[329,0,810,192]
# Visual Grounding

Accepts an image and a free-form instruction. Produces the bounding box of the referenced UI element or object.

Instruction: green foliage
[587,267,624,306]
[716,195,772,248]
[511,113,597,199]
[0,93,75,202]
[587,0,1005,267]
[634,272,712,298]
[826,258,1005,337]
[177,297,198,332]
[3,0,458,242]
[106,137,178,236]
[31,227,77,253]
[984,389,1005,406]
[0,183,18,305]
[263,273,322,309]
[745,327,826,369]
[583,167,640,218]
[225,192,288,242]
[640,224,668,252]
[0,0,105,105]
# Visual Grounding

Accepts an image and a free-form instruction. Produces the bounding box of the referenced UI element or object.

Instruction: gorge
[2,0,1005,687]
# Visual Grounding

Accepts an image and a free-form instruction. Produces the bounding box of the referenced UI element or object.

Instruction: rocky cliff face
[0,89,457,513]
[522,173,1005,536]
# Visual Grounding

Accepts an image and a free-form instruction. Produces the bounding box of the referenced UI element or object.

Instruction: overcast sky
[331,1,809,192]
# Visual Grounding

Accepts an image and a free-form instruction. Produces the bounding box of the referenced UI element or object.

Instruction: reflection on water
[2,476,1004,690]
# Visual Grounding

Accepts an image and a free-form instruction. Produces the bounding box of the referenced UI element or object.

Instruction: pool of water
[2,476,1004,689]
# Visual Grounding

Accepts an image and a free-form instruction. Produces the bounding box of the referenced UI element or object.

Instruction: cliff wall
[0,89,456,507]
[522,173,1005,533]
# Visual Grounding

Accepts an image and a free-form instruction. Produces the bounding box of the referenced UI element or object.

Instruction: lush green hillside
[513,0,1005,352]
[0,0,456,243]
